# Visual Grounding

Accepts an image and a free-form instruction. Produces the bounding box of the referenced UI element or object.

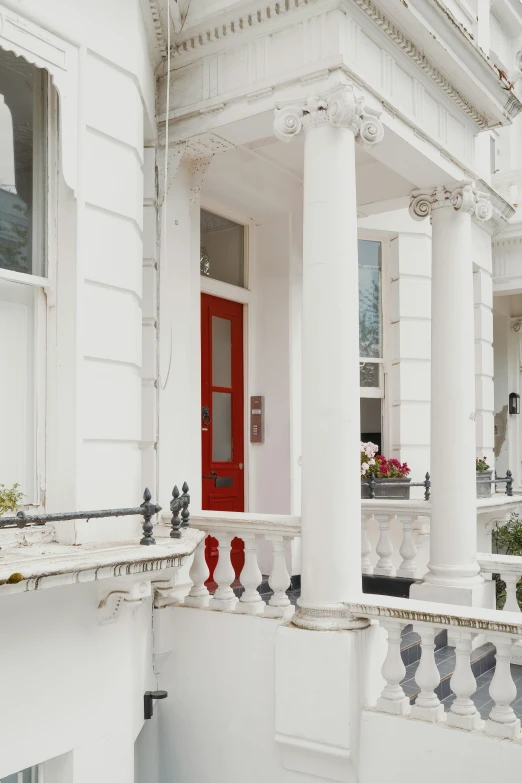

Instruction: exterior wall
[0,582,154,779]
[7,1,155,536]
[473,221,495,468]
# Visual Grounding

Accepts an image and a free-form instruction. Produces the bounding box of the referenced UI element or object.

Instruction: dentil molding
[409,182,493,223]
[273,83,384,148]
[164,0,502,130]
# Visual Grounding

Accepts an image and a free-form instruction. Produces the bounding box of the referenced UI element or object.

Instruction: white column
[409,183,493,606]
[273,83,384,630]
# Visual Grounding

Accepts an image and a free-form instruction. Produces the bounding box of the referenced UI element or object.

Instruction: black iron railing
[361,469,515,500]
[361,473,431,500]
[0,484,191,546]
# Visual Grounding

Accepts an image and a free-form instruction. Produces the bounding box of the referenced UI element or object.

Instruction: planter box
[477,469,493,498]
[361,477,411,500]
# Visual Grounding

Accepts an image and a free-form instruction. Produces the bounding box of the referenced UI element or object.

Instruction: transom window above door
[200,209,246,288]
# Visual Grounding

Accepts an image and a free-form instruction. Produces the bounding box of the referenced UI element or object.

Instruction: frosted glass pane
[358,239,381,359]
[200,209,245,287]
[212,392,232,462]
[212,316,231,388]
[360,363,380,388]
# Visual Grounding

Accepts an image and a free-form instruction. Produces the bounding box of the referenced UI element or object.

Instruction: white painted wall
[0,580,155,779]
[473,221,495,468]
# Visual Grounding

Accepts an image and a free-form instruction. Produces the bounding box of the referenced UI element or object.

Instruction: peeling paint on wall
[495,404,508,458]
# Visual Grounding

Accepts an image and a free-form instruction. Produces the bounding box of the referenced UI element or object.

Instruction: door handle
[202,471,233,488]
[202,406,211,425]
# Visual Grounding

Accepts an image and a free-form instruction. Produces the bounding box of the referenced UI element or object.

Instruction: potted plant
[361,442,411,499]
[0,483,23,515]
[476,456,493,498]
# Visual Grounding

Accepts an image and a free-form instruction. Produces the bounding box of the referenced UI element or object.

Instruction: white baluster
[209,532,238,611]
[185,538,210,608]
[502,573,521,613]
[361,514,373,575]
[397,515,418,578]
[447,630,480,730]
[236,533,264,615]
[374,515,395,576]
[376,620,411,715]
[264,534,294,619]
[486,635,521,738]
[411,625,444,722]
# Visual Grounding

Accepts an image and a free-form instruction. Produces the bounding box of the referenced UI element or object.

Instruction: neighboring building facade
[1,0,522,781]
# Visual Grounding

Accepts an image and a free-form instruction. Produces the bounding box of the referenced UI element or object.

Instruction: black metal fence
[361,470,514,500]
[0,484,191,546]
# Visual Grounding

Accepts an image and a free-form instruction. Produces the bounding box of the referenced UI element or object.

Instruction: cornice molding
[166,0,492,130]
[149,0,168,59]
[351,0,489,129]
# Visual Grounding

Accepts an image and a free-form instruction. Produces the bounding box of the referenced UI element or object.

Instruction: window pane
[360,362,380,388]
[201,210,245,288]
[0,280,36,500]
[212,316,231,388]
[0,49,46,277]
[358,239,381,359]
[212,391,232,462]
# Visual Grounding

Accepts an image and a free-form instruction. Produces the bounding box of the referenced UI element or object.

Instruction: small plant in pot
[0,483,23,516]
[476,456,493,498]
[361,442,411,499]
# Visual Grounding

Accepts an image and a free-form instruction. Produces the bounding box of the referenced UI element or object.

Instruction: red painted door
[201,294,245,584]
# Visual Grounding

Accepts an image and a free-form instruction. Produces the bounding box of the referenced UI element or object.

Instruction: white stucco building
[2,0,522,781]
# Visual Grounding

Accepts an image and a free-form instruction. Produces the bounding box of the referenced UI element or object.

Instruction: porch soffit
[152,0,520,131]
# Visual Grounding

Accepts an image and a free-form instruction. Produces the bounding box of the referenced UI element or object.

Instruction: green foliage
[476,456,490,472]
[492,512,522,610]
[0,483,23,515]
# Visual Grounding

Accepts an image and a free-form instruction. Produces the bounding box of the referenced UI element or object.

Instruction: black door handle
[202,406,211,425]
[202,472,233,488]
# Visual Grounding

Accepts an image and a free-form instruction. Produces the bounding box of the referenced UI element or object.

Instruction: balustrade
[185,513,299,619]
[361,502,430,579]
[347,598,522,741]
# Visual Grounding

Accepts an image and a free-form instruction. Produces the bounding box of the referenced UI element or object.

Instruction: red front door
[201,294,245,583]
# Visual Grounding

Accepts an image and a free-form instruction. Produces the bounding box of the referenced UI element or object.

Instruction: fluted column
[273,83,384,630]
[409,183,493,604]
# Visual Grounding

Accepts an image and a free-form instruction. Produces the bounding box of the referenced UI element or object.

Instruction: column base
[376,696,411,716]
[485,717,522,739]
[209,596,238,611]
[235,600,265,616]
[446,710,481,731]
[292,602,370,631]
[409,579,495,609]
[184,595,210,609]
[410,703,445,722]
[265,604,295,620]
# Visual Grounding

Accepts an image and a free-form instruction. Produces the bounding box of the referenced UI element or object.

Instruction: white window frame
[358,231,391,454]
[0,65,57,507]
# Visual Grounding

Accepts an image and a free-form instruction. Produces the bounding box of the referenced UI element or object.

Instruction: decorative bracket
[98,580,152,625]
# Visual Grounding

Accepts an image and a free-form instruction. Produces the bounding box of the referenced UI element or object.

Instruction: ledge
[345,593,522,635]
[0,527,204,595]
[478,552,522,575]
[166,511,301,536]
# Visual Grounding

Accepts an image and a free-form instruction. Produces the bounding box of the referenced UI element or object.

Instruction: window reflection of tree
[0,50,34,274]
[359,262,381,387]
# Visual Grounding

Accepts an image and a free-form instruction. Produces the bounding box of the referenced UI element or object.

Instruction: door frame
[200,198,254,511]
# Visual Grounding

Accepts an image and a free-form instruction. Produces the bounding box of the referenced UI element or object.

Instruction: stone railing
[184,512,300,619]
[479,553,522,613]
[361,500,430,579]
[348,595,522,740]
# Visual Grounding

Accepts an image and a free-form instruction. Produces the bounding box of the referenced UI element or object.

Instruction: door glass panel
[200,209,245,288]
[212,391,232,462]
[360,362,380,388]
[212,316,231,388]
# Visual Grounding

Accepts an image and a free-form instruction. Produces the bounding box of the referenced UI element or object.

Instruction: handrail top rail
[478,551,522,574]
[185,510,301,535]
[345,593,522,635]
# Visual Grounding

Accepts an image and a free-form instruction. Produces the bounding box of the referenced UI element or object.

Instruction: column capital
[409,181,493,223]
[273,83,384,149]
